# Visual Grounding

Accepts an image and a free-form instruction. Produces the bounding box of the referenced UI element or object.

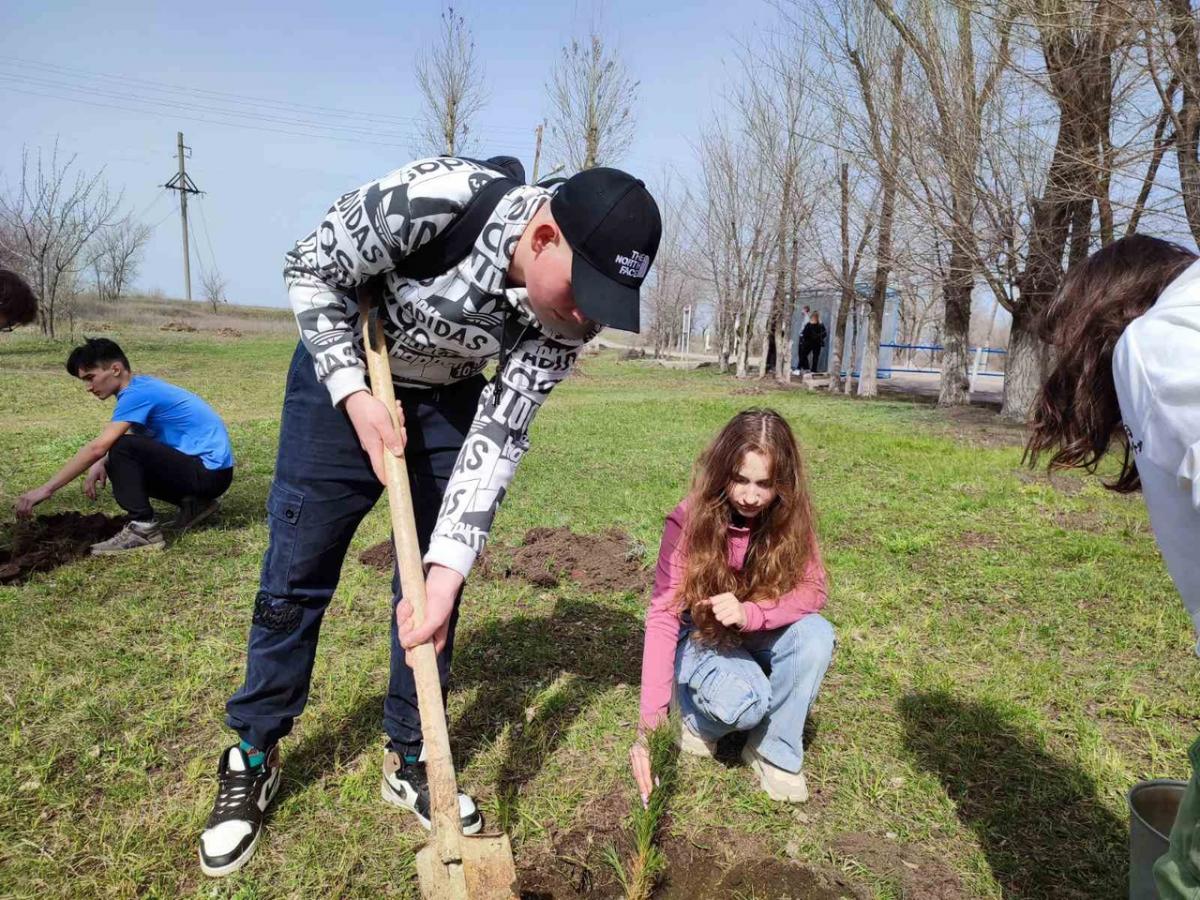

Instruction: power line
[194,196,219,280]
[0,83,418,150]
[0,56,535,139]
[0,71,427,143]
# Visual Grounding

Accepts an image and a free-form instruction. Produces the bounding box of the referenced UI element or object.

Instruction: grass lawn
[0,326,1195,899]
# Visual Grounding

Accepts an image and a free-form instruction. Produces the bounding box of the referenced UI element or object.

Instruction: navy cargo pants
[225,343,485,756]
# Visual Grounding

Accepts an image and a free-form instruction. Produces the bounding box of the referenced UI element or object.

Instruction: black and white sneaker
[381,749,482,835]
[199,745,281,877]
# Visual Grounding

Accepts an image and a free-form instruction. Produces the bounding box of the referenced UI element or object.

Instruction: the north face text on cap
[616,251,651,280]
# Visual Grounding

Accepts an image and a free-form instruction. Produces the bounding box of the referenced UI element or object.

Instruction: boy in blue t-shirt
[15,338,235,553]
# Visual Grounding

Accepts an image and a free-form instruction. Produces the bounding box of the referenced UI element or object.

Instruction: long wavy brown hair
[1025,234,1196,492]
[678,408,817,647]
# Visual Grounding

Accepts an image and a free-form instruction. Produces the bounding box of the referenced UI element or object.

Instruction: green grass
[0,329,1193,899]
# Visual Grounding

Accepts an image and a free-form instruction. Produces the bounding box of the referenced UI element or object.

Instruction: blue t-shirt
[112,374,234,471]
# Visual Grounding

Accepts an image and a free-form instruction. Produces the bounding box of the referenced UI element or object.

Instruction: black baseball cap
[550,167,662,333]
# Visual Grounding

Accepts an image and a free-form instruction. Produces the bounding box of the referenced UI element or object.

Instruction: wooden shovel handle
[357,295,467,872]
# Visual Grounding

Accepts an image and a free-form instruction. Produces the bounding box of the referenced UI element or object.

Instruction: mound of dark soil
[360,526,650,595]
[160,321,197,332]
[0,512,126,583]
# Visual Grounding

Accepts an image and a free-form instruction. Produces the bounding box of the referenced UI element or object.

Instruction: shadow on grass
[898,690,1126,900]
[450,596,643,825]
[271,691,387,806]
[272,595,644,816]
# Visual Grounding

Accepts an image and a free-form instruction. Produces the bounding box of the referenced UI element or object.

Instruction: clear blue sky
[1,0,770,307]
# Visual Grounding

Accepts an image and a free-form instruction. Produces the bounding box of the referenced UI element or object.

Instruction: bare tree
[738,33,822,381]
[697,121,777,375]
[414,6,488,157]
[643,170,697,357]
[201,268,228,312]
[90,217,151,303]
[831,1,907,397]
[871,0,1013,407]
[0,143,121,338]
[1145,1,1200,243]
[1000,0,1125,421]
[547,33,639,171]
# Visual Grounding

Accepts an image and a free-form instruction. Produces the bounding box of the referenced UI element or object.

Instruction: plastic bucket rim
[1128,778,1188,842]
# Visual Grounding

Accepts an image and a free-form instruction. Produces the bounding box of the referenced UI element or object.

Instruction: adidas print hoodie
[283,156,593,579]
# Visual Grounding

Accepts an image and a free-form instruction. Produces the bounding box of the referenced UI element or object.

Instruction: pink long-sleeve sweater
[638,499,828,730]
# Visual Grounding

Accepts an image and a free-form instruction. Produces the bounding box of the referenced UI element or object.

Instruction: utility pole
[532,122,545,183]
[164,131,202,301]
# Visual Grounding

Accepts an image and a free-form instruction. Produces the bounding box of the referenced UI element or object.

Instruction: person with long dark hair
[630,408,835,806]
[0,268,38,330]
[1026,233,1200,898]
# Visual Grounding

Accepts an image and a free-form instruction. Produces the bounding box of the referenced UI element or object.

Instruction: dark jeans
[797,343,821,371]
[107,433,232,522]
[225,343,484,756]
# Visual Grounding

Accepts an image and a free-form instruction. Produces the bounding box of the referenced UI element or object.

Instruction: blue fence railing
[836,342,1007,380]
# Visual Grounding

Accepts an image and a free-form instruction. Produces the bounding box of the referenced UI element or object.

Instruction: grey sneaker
[90,521,165,555]
[172,497,220,532]
[741,742,809,802]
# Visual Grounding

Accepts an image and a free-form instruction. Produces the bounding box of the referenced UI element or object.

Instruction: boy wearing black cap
[200,156,661,877]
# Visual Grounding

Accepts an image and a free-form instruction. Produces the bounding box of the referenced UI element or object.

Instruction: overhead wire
[0,56,535,140]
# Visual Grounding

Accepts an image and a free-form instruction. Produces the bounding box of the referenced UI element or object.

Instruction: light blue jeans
[674,614,835,773]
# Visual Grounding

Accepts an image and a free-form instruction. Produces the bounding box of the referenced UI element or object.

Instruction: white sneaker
[670,695,716,758]
[380,749,482,835]
[199,745,281,877]
[742,743,808,802]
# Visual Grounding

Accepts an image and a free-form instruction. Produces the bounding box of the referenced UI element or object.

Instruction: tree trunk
[999,301,1046,422]
[829,162,851,394]
[937,247,972,406]
[760,326,774,378]
[857,299,886,397]
[779,230,800,381]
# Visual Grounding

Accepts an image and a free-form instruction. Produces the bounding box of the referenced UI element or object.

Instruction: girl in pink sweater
[630,408,834,806]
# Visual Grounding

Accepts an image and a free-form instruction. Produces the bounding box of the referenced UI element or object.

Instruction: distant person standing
[0,268,39,331]
[15,338,234,552]
[797,312,827,372]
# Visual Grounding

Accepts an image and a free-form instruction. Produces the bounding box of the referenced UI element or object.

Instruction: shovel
[359,296,519,899]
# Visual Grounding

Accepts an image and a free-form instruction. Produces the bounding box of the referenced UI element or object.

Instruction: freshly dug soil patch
[0,512,126,583]
[358,539,395,572]
[160,321,198,332]
[214,327,243,338]
[831,832,966,899]
[518,823,865,899]
[482,527,648,594]
[657,839,864,899]
[360,527,650,595]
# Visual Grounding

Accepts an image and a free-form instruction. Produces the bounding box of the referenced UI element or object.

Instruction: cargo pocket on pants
[688,661,758,729]
[259,484,304,600]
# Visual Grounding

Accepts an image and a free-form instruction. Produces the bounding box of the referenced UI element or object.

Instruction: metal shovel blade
[415,832,518,899]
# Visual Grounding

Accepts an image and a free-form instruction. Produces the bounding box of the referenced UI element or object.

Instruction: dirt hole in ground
[518,828,864,900]
[0,512,126,584]
[360,526,650,595]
